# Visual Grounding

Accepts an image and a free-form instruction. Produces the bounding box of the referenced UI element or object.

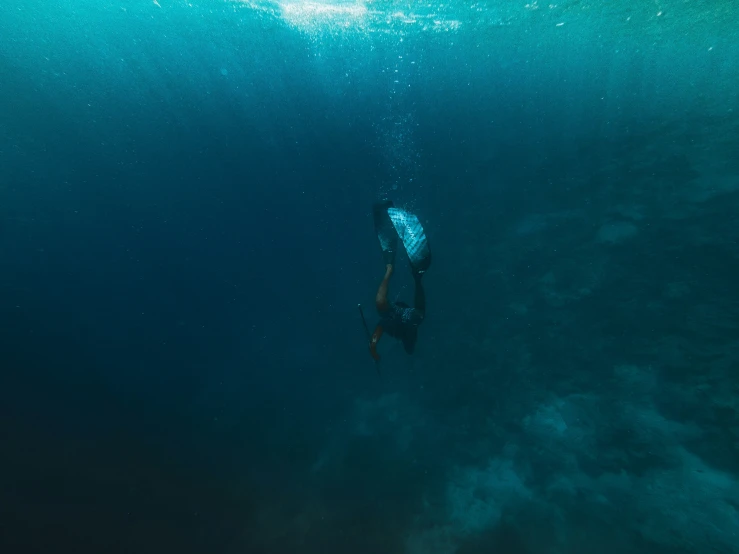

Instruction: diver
[362,199,431,363]
[369,262,426,361]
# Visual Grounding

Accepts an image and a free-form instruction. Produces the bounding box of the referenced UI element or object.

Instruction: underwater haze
[2,0,739,553]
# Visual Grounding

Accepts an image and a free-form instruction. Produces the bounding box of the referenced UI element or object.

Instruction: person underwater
[366,199,431,362]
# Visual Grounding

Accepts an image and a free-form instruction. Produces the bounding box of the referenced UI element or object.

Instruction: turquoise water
[1,1,738,553]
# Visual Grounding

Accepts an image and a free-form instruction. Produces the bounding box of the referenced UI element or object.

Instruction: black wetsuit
[379,276,426,354]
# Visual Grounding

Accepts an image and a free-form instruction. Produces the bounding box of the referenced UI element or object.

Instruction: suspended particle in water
[220,67,228,76]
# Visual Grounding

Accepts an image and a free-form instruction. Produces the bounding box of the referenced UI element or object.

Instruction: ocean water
[1,1,738,553]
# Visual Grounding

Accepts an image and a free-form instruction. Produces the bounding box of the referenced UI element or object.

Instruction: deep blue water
[2,1,739,553]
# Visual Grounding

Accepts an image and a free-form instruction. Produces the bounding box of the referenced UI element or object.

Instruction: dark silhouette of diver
[369,263,426,361]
